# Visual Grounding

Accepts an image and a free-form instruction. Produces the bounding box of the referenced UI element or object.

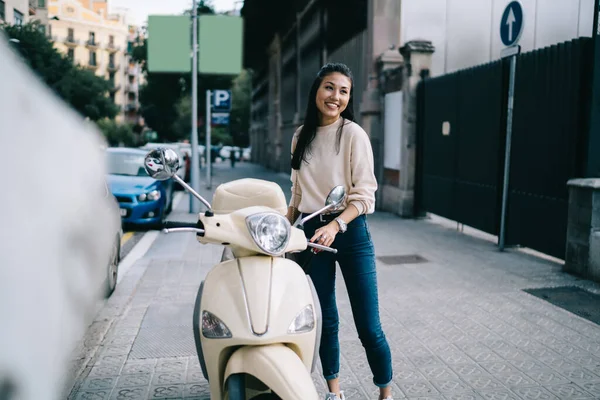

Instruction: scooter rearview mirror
[144,148,179,181]
[144,148,214,215]
[325,185,346,210]
[298,185,347,228]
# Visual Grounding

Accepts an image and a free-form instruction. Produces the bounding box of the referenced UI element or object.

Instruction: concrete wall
[565,179,600,283]
[400,0,595,76]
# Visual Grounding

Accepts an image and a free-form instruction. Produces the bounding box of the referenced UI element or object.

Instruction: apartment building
[47,0,131,121]
[123,24,144,126]
[29,0,50,34]
[0,0,29,25]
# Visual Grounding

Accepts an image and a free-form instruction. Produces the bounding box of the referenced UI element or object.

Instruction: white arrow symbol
[506,7,516,42]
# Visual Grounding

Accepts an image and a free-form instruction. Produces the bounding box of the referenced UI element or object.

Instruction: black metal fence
[417,37,593,259]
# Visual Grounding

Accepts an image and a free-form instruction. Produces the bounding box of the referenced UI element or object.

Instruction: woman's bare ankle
[327,377,341,397]
[379,385,392,399]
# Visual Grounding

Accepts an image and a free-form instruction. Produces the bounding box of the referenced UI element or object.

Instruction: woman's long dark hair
[291,63,355,170]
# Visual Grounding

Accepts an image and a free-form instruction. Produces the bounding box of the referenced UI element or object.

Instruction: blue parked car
[106,148,174,227]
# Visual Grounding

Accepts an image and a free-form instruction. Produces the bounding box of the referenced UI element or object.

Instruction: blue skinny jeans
[302,214,393,388]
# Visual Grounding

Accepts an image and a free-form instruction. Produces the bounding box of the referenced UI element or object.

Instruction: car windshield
[106,152,148,176]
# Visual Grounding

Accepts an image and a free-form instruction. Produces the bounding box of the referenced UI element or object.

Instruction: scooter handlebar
[306,241,338,254]
[163,221,198,229]
[161,221,205,236]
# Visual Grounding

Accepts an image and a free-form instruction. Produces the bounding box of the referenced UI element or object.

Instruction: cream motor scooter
[144,148,345,400]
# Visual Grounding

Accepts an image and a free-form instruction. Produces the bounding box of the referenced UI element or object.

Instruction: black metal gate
[417,38,593,259]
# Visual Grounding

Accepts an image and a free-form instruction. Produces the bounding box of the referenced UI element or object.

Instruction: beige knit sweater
[289,118,378,215]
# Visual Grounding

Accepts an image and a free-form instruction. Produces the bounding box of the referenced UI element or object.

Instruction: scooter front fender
[224,344,319,400]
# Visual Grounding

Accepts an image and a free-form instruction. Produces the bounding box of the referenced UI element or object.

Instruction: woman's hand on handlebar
[309,222,339,253]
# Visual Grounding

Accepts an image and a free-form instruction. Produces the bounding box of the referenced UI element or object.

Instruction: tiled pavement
[68,162,600,400]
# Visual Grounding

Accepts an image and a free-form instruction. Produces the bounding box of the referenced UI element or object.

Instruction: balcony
[106,42,120,53]
[128,64,139,76]
[107,62,120,72]
[109,84,121,93]
[125,83,138,93]
[85,60,98,70]
[126,102,140,112]
[63,36,79,47]
[85,39,100,50]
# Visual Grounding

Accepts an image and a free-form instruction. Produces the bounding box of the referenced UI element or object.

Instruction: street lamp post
[189,0,201,213]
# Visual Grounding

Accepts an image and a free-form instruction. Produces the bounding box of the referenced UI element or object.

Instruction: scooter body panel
[200,256,318,399]
[224,344,319,400]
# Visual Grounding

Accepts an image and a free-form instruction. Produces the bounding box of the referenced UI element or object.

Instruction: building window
[110,93,115,102]
[109,53,115,64]
[14,9,23,25]
[38,0,46,7]
[67,48,74,60]
[109,35,114,45]
[38,24,46,35]
[67,27,74,41]
[48,24,52,37]
[89,51,96,66]
[0,1,5,22]
[89,32,95,45]
[109,72,115,84]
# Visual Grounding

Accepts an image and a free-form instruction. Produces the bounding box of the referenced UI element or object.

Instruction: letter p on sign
[212,90,231,111]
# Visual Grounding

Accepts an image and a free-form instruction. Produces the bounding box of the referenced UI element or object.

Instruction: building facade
[47,0,132,122]
[242,0,596,215]
[123,24,144,126]
[0,0,29,25]
[401,0,594,77]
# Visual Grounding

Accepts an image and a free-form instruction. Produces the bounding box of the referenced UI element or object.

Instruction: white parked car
[242,147,251,161]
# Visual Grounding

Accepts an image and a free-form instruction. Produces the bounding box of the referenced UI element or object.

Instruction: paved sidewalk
[69,162,600,400]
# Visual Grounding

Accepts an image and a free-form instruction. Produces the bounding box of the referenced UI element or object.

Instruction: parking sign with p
[212,90,231,112]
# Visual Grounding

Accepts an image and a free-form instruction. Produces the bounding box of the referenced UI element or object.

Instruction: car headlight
[138,190,161,202]
[202,311,232,338]
[245,212,290,256]
[288,305,315,334]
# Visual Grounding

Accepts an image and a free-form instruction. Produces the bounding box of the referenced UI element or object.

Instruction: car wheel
[105,235,120,298]
[166,191,173,214]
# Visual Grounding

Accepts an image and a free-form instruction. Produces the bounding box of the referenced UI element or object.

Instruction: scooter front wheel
[227,374,244,400]
[226,374,282,400]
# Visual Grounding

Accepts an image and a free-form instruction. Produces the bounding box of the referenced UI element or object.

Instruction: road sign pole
[499,51,518,251]
[206,90,212,190]
[189,0,201,214]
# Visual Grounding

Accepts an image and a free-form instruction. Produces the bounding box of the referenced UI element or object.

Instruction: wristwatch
[335,217,347,233]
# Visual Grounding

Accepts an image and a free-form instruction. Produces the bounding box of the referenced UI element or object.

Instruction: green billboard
[147,16,191,73]
[199,15,243,75]
[147,14,242,75]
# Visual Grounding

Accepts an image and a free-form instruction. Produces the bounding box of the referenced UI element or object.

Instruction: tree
[3,22,119,121]
[229,69,252,147]
[97,119,137,147]
[58,67,119,121]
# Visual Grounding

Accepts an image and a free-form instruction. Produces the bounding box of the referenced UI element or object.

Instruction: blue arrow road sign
[500,1,524,47]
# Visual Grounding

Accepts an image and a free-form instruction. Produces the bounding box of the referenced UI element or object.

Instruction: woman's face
[315,72,351,125]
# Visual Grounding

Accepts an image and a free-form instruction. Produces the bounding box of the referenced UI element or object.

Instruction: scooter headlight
[202,311,232,338]
[245,212,291,256]
[288,305,315,334]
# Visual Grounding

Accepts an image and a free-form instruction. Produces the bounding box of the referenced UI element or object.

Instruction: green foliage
[172,95,192,142]
[3,22,119,121]
[229,69,252,147]
[211,126,233,146]
[59,67,119,121]
[97,119,137,147]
